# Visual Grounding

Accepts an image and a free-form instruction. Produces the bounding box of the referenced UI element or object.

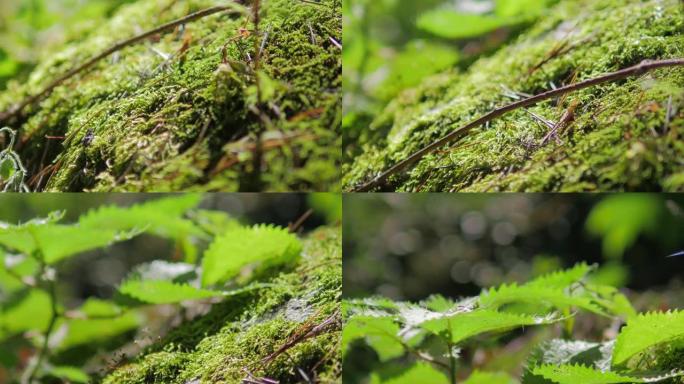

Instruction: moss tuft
[1,0,341,192]
[343,0,684,192]
[101,226,341,384]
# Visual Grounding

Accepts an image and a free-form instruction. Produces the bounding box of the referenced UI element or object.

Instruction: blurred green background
[343,194,684,309]
[0,0,135,89]
[343,0,556,159]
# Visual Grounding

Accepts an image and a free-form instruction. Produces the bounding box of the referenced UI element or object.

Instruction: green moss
[101,226,342,384]
[343,0,684,192]
[1,0,341,192]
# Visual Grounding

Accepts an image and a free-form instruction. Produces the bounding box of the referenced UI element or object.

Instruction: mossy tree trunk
[0,0,341,192]
[343,0,684,192]
[101,226,342,384]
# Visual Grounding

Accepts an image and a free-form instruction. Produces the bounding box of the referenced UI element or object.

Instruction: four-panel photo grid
[0,0,683,383]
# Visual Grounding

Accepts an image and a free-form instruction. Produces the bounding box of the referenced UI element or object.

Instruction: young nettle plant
[343,264,684,384]
[0,195,304,383]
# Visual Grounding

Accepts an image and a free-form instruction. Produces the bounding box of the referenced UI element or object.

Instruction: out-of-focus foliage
[417,0,553,39]
[586,195,666,259]
[310,193,343,223]
[343,194,684,302]
[0,0,135,88]
[343,0,555,156]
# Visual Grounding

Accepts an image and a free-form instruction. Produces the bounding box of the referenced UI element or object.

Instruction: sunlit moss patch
[343,0,683,192]
[1,0,341,192]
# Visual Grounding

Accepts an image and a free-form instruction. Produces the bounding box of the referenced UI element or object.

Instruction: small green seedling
[0,127,29,192]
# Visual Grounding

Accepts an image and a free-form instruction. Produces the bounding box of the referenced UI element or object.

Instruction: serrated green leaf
[0,223,138,264]
[421,310,558,344]
[532,364,642,384]
[78,194,205,239]
[343,316,404,362]
[613,310,684,365]
[118,280,223,304]
[463,370,517,384]
[201,224,302,286]
[32,225,138,264]
[479,284,604,315]
[526,263,592,289]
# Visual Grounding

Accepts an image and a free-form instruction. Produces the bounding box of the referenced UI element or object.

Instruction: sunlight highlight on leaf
[201,224,302,286]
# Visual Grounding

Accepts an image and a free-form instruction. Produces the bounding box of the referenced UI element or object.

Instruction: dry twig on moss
[0,5,243,125]
[352,58,684,192]
[260,309,341,368]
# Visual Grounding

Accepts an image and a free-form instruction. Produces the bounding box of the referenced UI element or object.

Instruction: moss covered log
[101,225,341,384]
[343,0,684,192]
[0,0,341,192]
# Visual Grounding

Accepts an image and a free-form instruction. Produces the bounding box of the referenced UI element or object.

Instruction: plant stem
[351,58,684,192]
[448,343,457,384]
[24,270,59,384]
[447,319,457,384]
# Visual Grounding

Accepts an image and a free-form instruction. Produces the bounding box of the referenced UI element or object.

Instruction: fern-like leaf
[532,364,642,384]
[613,310,684,365]
[201,224,302,286]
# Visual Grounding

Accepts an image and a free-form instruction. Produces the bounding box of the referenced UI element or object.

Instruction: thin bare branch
[0,5,241,125]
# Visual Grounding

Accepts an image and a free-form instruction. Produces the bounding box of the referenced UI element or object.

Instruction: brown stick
[351,58,684,192]
[289,209,314,233]
[260,309,341,367]
[0,5,240,125]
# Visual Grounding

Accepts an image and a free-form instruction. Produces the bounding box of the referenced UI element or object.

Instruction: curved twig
[0,5,242,125]
[351,58,684,192]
